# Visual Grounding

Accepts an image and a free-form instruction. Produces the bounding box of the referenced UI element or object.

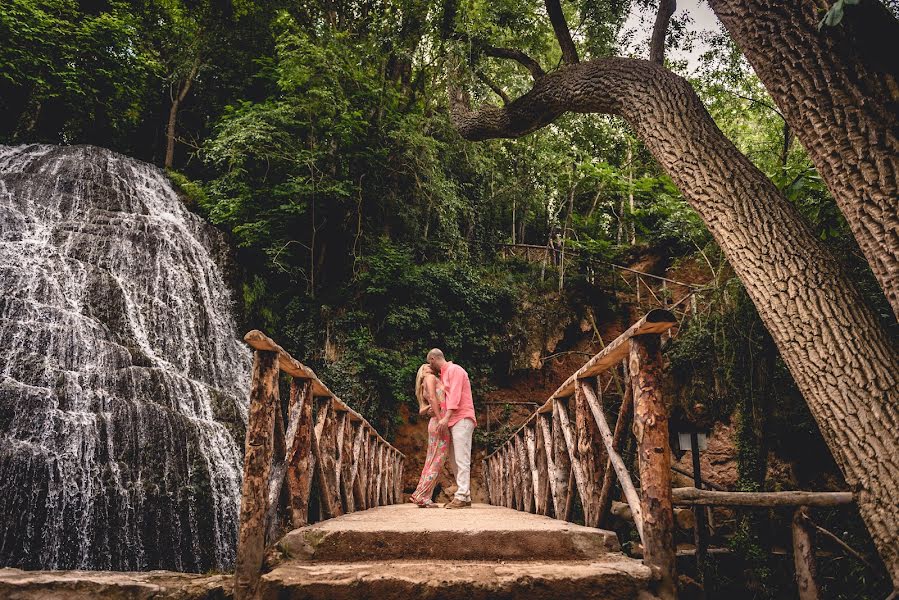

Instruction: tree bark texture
[450,57,899,583]
[709,0,899,320]
[234,350,279,600]
[629,335,677,600]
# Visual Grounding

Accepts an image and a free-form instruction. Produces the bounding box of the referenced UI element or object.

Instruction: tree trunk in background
[450,57,899,584]
[710,0,899,320]
[164,59,200,169]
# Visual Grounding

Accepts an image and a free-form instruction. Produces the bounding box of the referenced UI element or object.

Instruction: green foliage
[272,239,517,432]
[819,0,860,29]
[0,0,157,143]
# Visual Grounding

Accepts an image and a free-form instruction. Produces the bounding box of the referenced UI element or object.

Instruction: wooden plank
[554,398,589,522]
[265,379,309,541]
[539,413,564,518]
[351,428,366,510]
[580,377,644,541]
[524,425,544,515]
[630,334,676,600]
[285,379,316,527]
[313,399,342,519]
[516,434,534,512]
[338,413,354,512]
[671,488,854,507]
[244,330,329,396]
[374,446,384,506]
[551,404,573,522]
[504,445,515,509]
[597,368,634,526]
[575,380,606,527]
[532,423,550,516]
[793,507,822,600]
[234,350,279,600]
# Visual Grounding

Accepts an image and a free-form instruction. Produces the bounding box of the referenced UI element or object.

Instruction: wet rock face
[0,145,250,572]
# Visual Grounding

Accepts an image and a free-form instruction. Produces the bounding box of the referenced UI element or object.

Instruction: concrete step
[258,557,659,600]
[276,503,620,562]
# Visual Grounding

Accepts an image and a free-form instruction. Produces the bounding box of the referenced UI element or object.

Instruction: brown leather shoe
[445,498,472,509]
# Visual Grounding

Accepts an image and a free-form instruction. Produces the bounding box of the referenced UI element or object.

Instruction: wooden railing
[484,309,679,598]
[484,310,862,600]
[496,243,706,324]
[233,330,405,600]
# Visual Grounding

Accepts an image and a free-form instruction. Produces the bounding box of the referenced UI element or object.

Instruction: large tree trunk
[709,0,899,319]
[449,58,899,585]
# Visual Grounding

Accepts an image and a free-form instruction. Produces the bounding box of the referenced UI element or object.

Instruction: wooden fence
[484,308,679,599]
[496,243,705,324]
[483,309,861,600]
[234,330,405,600]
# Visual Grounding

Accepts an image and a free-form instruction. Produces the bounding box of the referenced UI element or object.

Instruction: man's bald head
[426,348,446,371]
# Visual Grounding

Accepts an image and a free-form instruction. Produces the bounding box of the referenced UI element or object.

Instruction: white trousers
[446,418,475,501]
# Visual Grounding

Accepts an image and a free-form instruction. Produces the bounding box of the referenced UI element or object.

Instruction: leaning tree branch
[474,69,511,105]
[650,0,676,64]
[545,0,579,63]
[481,45,546,79]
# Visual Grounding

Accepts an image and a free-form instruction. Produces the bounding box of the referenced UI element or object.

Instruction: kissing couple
[408,348,477,509]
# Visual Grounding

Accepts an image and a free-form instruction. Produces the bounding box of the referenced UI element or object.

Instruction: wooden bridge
[233,311,859,600]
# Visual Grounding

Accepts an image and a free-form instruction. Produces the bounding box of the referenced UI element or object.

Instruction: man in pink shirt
[427,348,477,509]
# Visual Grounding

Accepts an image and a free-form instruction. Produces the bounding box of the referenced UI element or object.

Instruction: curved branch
[545,0,579,63]
[650,0,676,64]
[474,69,511,104]
[481,45,546,79]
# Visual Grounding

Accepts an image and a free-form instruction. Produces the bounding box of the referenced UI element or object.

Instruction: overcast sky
[621,0,722,73]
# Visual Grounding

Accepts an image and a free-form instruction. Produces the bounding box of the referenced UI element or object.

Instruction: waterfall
[0,144,250,572]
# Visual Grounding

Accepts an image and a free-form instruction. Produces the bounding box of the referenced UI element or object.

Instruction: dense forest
[2,0,898,597]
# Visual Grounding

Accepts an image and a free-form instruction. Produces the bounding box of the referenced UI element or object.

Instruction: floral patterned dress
[409,383,450,505]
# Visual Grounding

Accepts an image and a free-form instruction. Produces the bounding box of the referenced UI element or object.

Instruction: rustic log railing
[234,330,405,600]
[484,310,862,600]
[496,243,704,328]
[484,308,679,599]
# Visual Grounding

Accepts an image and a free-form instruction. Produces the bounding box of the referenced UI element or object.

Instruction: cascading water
[0,144,250,572]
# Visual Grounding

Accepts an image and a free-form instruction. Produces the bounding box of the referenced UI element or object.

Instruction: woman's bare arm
[425,375,442,419]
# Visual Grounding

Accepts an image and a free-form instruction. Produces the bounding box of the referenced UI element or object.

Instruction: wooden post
[555,398,590,522]
[630,333,677,600]
[234,350,279,600]
[551,405,574,521]
[793,506,822,600]
[574,380,606,527]
[515,434,534,512]
[580,379,644,541]
[539,414,564,518]
[285,379,316,527]
[691,432,709,597]
[596,367,634,527]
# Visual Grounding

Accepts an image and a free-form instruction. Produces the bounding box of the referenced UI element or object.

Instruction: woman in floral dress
[409,363,450,507]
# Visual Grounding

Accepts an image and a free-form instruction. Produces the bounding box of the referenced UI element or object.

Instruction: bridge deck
[0,505,658,599]
[261,503,658,599]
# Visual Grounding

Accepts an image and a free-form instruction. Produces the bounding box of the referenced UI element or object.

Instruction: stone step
[276,503,620,562]
[0,568,229,600]
[259,557,659,600]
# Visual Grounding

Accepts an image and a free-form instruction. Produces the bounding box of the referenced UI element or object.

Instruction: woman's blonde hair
[415,363,431,412]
